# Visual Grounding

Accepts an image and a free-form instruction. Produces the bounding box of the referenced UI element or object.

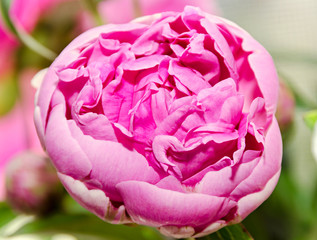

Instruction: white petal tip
[31,68,48,90]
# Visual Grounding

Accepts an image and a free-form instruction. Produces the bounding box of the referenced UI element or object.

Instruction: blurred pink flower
[276,80,295,132]
[0,105,26,200]
[5,151,62,214]
[9,0,70,32]
[0,24,17,76]
[98,0,219,24]
[0,0,70,75]
[0,70,42,200]
[0,0,70,201]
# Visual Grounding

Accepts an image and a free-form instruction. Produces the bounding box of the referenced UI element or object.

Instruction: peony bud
[5,151,63,215]
[276,80,295,132]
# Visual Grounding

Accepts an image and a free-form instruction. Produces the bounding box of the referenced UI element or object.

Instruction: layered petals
[35,6,282,238]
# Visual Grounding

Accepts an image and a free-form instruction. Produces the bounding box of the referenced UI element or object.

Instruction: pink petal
[59,173,132,224]
[45,92,92,179]
[209,16,279,120]
[232,118,282,218]
[117,180,236,227]
[67,120,161,202]
[168,59,210,94]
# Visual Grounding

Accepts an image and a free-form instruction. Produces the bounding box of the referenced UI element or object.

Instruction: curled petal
[59,173,131,224]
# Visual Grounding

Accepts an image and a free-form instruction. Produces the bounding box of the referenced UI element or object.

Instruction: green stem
[15,25,57,61]
[0,0,57,61]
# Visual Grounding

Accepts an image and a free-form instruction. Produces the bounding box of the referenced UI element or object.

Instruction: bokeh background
[217,1,317,239]
[1,0,317,239]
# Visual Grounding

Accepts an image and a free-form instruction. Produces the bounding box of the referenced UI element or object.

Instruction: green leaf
[0,211,166,240]
[197,224,253,240]
[304,110,317,130]
[0,202,17,228]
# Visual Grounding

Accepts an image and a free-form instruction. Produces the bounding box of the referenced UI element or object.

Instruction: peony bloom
[34,7,282,238]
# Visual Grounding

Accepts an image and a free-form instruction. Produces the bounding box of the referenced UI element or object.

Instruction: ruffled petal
[208,15,279,120]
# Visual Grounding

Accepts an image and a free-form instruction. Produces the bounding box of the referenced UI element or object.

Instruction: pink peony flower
[34,7,282,238]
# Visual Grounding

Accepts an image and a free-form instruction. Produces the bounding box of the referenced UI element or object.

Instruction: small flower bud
[5,151,63,215]
[276,80,295,132]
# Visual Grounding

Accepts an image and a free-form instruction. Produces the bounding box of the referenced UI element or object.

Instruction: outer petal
[193,221,227,238]
[66,120,161,202]
[196,153,261,197]
[231,118,282,199]
[45,97,92,179]
[59,173,132,223]
[235,170,280,222]
[234,118,282,219]
[116,181,236,228]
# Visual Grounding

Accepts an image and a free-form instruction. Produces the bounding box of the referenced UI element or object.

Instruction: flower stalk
[0,0,57,61]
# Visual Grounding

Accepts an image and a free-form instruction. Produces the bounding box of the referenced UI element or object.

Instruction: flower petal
[67,120,161,202]
[45,93,92,179]
[233,118,282,218]
[116,180,236,227]
[59,173,131,223]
